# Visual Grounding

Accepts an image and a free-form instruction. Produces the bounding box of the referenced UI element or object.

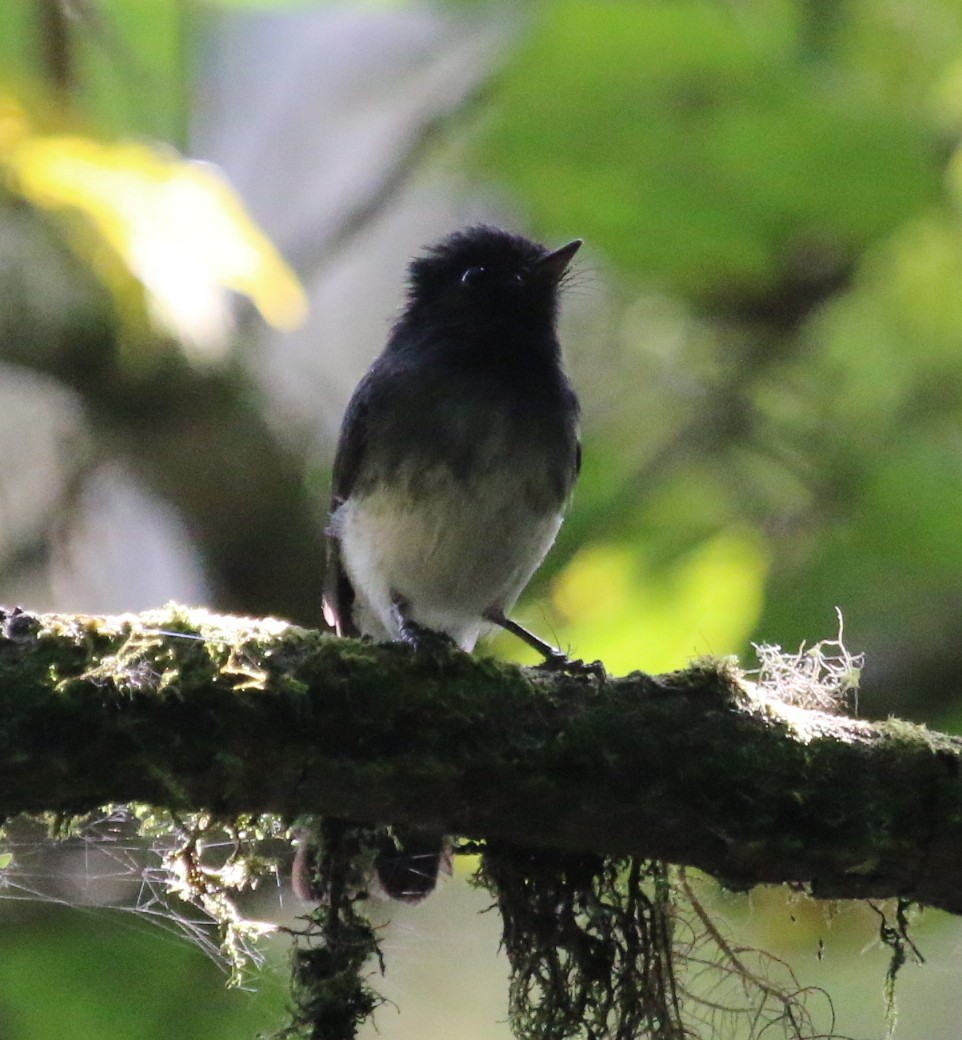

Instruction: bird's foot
[395,615,458,656]
[536,650,606,682]
[390,594,461,659]
[483,607,605,681]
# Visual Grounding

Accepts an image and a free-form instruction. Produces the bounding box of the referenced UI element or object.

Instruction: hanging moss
[871,898,924,1040]
[477,843,685,1040]
[274,819,386,1040]
[472,845,867,1040]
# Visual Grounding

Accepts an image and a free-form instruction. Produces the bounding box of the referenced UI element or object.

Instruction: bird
[321,225,584,900]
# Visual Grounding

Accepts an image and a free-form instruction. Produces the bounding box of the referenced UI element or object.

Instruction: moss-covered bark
[1,604,961,914]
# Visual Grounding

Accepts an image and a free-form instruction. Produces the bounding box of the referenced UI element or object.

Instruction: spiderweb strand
[0,806,285,982]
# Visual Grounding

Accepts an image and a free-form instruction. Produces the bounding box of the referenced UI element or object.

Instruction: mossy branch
[1,604,960,915]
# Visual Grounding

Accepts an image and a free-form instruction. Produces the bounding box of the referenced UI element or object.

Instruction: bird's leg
[391,593,457,653]
[391,593,422,646]
[483,608,605,680]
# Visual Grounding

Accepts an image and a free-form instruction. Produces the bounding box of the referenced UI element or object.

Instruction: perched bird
[322,225,583,900]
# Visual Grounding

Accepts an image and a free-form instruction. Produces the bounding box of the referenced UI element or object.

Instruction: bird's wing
[322,380,372,637]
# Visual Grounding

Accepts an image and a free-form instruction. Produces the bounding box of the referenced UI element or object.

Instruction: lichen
[0,805,897,1040]
[750,610,864,716]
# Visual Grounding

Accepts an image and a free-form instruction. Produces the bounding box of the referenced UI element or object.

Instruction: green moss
[273,819,385,1040]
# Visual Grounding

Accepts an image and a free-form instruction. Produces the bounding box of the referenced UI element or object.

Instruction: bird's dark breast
[358,355,578,511]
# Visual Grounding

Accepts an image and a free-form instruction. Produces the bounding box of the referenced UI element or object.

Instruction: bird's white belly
[333,467,563,651]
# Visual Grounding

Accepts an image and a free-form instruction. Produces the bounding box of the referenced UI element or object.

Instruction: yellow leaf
[3,115,307,354]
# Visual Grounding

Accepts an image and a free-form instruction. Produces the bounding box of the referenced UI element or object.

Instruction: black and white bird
[321,225,583,900]
[323,225,582,661]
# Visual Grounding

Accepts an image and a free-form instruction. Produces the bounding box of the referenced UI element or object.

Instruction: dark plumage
[324,226,581,654]
[322,225,583,900]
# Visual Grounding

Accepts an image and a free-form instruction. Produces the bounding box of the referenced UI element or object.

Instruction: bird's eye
[461,266,486,287]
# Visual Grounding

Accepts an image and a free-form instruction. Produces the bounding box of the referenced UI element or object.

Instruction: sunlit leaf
[1,107,306,357]
[506,529,769,675]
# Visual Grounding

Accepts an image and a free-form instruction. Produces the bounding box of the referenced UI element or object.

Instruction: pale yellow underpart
[333,466,564,651]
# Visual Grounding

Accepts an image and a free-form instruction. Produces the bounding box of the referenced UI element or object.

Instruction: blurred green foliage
[482,0,946,299]
[0,1,191,142]
[479,0,962,725]
[4,0,962,1037]
[0,906,287,1039]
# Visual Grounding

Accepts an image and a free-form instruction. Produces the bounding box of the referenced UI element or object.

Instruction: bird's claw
[398,618,458,656]
[536,651,606,682]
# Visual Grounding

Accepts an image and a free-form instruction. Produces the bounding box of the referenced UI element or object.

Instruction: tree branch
[2,605,960,915]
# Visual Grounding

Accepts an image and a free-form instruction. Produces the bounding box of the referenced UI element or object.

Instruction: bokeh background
[2,1,962,1037]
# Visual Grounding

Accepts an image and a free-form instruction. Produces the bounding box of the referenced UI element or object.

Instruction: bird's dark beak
[532,239,582,284]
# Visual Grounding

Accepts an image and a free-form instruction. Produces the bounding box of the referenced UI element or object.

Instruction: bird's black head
[399,226,581,342]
